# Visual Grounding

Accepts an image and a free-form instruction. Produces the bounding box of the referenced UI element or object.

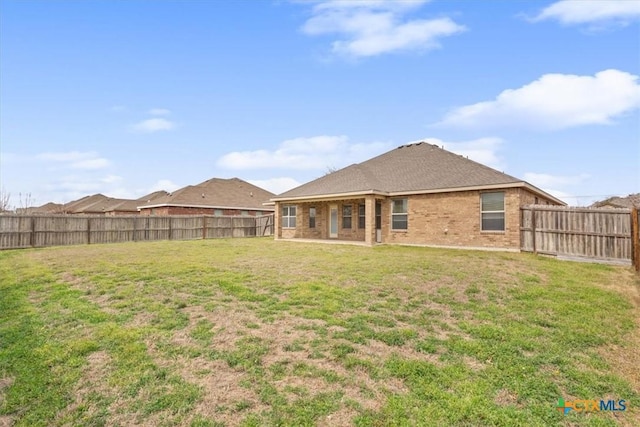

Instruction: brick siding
[276,188,559,249]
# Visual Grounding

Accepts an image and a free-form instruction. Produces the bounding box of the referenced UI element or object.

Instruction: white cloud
[248,177,302,195]
[37,151,110,170]
[45,175,105,196]
[532,0,640,26]
[300,0,465,58]
[149,179,181,193]
[148,108,171,116]
[131,118,176,133]
[218,135,391,170]
[101,175,124,184]
[413,137,506,170]
[72,158,111,170]
[437,69,640,130]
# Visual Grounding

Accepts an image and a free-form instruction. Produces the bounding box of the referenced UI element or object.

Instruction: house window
[391,199,408,230]
[241,210,249,216]
[481,192,505,231]
[214,209,223,216]
[309,207,316,228]
[282,205,296,228]
[358,204,365,229]
[342,204,352,229]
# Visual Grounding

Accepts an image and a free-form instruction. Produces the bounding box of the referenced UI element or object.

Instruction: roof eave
[270,182,566,206]
[137,203,275,211]
[271,190,387,203]
[391,182,565,205]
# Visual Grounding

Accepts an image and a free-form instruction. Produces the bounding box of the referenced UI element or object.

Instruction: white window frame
[480,192,505,232]
[282,205,297,228]
[391,198,408,231]
[358,204,365,229]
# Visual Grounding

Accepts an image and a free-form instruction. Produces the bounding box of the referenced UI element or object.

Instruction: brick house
[271,142,565,249]
[104,191,168,216]
[137,177,275,216]
[47,191,168,215]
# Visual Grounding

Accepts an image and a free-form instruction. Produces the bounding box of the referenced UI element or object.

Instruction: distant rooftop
[138,177,275,210]
[590,193,640,209]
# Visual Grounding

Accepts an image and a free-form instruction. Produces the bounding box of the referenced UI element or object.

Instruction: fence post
[30,216,36,248]
[632,207,639,272]
[133,217,137,242]
[203,215,207,240]
[87,217,91,245]
[169,216,173,240]
[531,207,537,254]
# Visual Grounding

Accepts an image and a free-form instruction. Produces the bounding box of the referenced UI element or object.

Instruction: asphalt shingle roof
[62,194,110,213]
[138,177,275,210]
[591,194,640,209]
[275,142,523,199]
[105,191,168,213]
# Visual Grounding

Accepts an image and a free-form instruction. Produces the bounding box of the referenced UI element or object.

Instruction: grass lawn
[1,238,639,426]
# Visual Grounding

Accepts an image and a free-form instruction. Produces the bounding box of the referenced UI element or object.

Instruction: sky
[1,0,639,209]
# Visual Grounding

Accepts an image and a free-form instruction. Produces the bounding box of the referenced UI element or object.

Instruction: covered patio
[274,195,387,246]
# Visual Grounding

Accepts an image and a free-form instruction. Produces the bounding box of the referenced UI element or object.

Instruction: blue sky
[1,0,639,208]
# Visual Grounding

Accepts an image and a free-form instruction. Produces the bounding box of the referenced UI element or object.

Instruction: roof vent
[201,193,205,198]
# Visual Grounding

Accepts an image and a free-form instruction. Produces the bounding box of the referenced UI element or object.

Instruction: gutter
[271,182,566,206]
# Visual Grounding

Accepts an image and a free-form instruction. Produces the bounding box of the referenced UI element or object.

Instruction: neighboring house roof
[590,193,640,209]
[273,142,565,205]
[25,202,65,214]
[63,194,111,214]
[104,191,169,213]
[138,177,275,211]
[28,191,170,215]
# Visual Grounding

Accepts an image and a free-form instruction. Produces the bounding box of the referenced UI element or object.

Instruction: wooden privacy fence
[521,205,640,266]
[0,214,274,250]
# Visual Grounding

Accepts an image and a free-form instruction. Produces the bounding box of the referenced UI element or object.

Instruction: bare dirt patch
[494,388,520,407]
[354,339,441,367]
[181,358,266,427]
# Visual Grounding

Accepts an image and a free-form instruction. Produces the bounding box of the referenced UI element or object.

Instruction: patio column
[274,201,281,240]
[364,195,376,246]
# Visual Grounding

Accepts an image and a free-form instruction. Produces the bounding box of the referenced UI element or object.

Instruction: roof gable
[275,142,523,199]
[63,194,110,213]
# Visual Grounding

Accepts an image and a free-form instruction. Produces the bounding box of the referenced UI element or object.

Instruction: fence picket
[0,214,274,250]
[520,205,632,264]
